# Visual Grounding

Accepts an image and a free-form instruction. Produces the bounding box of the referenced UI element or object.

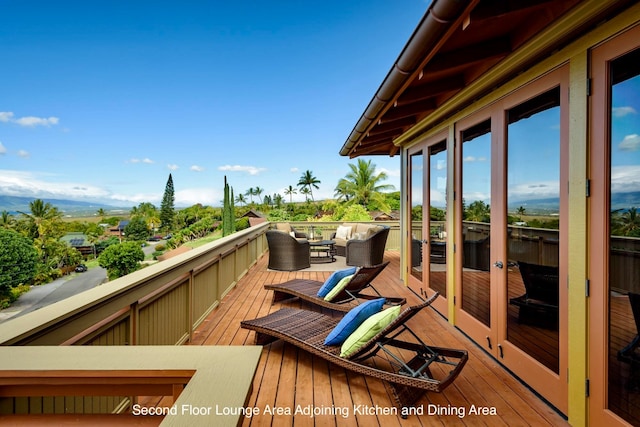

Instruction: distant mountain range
[0,195,127,216]
[509,191,640,213]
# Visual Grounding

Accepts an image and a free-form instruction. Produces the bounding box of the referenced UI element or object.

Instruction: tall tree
[160,173,175,232]
[223,176,236,236]
[297,170,320,202]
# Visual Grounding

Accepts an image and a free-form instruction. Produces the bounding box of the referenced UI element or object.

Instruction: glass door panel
[607,47,640,426]
[410,151,424,283]
[429,141,447,297]
[505,88,561,374]
[461,120,492,327]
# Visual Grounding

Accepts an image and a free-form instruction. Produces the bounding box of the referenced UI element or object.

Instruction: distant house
[242,209,267,227]
[369,210,400,221]
[60,232,94,256]
[108,220,129,238]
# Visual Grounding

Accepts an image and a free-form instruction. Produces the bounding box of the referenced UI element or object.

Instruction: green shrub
[235,217,250,231]
[0,284,31,309]
[155,243,166,251]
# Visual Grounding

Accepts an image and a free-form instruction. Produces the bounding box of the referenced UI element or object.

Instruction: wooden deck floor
[189,251,569,426]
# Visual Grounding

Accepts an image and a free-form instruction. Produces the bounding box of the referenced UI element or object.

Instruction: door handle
[493,261,504,269]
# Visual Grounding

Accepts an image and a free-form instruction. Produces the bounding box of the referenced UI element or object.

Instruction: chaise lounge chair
[618,292,640,390]
[265,262,406,312]
[509,261,559,328]
[240,292,468,412]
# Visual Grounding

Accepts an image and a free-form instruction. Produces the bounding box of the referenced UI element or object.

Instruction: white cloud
[290,167,299,173]
[190,165,204,172]
[0,111,59,127]
[508,181,559,201]
[15,116,59,127]
[218,165,266,175]
[463,156,487,162]
[0,142,6,155]
[619,134,640,151]
[611,165,640,193]
[175,188,222,207]
[0,170,112,201]
[0,112,14,122]
[167,164,179,171]
[17,150,30,158]
[613,106,637,118]
[378,167,401,177]
[128,158,155,164]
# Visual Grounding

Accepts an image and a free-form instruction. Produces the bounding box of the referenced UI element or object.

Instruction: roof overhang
[340,0,634,158]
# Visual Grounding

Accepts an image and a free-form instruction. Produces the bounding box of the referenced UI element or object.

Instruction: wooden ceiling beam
[470,0,559,22]
[397,75,466,106]
[424,37,512,74]
[383,100,436,122]
[368,116,416,135]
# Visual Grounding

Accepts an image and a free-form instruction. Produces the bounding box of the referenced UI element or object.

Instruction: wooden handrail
[0,369,195,401]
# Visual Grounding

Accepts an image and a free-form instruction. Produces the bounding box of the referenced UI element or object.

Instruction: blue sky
[0,1,429,208]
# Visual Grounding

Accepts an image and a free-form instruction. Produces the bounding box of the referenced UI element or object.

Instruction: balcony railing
[0,222,269,422]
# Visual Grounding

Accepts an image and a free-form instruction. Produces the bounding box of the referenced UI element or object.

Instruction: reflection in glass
[410,152,424,282]
[461,120,491,327]
[607,47,640,425]
[429,141,447,297]
[505,88,560,374]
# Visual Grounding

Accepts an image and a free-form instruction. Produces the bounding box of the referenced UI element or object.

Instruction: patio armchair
[241,292,468,412]
[266,230,310,271]
[345,225,390,267]
[265,262,406,312]
[462,235,491,271]
[618,292,640,390]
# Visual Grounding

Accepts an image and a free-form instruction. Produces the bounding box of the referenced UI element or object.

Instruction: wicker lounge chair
[265,262,406,312]
[509,261,559,328]
[241,292,468,411]
[266,230,310,271]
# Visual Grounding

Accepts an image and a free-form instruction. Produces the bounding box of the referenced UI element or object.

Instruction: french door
[408,132,449,315]
[590,24,640,427]
[454,67,569,413]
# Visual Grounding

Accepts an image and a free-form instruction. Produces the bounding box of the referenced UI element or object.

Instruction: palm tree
[235,193,247,207]
[274,193,284,208]
[616,207,640,236]
[284,185,297,203]
[254,187,264,203]
[300,187,311,202]
[245,187,255,204]
[333,179,351,202]
[96,208,106,218]
[298,170,320,202]
[335,159,394,208]
[18,199,62,239]
[0,210,15,229]
[516,206,526,220]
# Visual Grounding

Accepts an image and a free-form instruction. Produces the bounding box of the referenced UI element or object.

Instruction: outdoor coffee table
[309,240,336,263]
